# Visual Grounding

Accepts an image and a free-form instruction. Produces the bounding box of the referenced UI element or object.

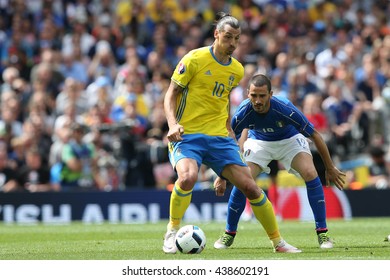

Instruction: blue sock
[226,186,247,233]
[306,177,327,231]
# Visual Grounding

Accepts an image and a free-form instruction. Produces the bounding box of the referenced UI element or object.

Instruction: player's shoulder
[228,57,244,81]
[231,56,244,70]
[272,95,294,107]
[187,46,211,58]
[177,47,210,74]
[235,98,252,114]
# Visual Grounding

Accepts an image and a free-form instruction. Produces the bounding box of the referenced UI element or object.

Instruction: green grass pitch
[0,218,389,260]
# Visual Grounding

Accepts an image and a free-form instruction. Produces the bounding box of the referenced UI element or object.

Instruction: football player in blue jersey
[163,13,301,254]
[214,73,346,250]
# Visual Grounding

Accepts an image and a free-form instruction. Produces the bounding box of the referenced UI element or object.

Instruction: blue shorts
[168,133,247,176]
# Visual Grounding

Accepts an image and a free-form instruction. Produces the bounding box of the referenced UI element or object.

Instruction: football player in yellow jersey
[163,12,301,254]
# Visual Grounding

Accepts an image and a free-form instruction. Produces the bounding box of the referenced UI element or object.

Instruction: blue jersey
[231,95,315,141]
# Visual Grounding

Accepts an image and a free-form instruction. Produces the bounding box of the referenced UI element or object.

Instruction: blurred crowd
[0,0,389,192]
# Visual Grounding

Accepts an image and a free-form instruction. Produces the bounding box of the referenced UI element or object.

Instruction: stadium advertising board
[0,188,389,223]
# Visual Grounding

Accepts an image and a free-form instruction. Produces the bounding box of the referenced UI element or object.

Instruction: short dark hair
[248,74,272,92]
[369,145,385,157]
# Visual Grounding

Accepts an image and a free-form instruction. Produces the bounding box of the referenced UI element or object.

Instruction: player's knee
[177,173,198,190]
[300,167,318,181]
[237,181,261,200]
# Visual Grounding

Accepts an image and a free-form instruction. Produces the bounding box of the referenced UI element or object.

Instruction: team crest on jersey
[276,121,284,127]
[228,75,235,86]
[244,149,251,157]
[177,63,186,74]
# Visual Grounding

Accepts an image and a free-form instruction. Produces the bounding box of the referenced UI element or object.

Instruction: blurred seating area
[0,0,389,192]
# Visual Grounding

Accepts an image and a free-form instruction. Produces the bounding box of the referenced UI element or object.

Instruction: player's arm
[310,129,346,190]
[214,176,226,196]
[226,98,238,140]
[214,127,248,195]
[216,100,240,196]
[230,111,244,141]
[237,128,248,152]
[215,107,250,196]
[215,103,233,196]
[164,81,185,142]
[287,103,346,189]
[226,113,235,139]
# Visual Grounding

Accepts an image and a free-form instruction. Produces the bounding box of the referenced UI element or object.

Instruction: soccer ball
[175,225,206,254]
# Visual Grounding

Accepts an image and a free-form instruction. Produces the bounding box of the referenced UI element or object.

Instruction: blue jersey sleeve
[276,97,314,137]
[231,96,315,141]
[231,99,252,140]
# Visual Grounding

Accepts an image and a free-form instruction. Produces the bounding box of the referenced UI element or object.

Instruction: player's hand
[325,166,346,190]
[167,123,184,142]
[213,177,226,196]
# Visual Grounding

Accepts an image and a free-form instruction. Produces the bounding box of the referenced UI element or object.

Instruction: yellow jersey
[171,46,244,137]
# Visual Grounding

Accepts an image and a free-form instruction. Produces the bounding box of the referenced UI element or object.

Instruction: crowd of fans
[0,0,389,192]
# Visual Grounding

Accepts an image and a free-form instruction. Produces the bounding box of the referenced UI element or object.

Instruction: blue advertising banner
[0,188,389,224]
[0,189,230,224]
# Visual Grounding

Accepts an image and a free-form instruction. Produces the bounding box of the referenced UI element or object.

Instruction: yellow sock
[249,190,282,247]
[167,183,192,230]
